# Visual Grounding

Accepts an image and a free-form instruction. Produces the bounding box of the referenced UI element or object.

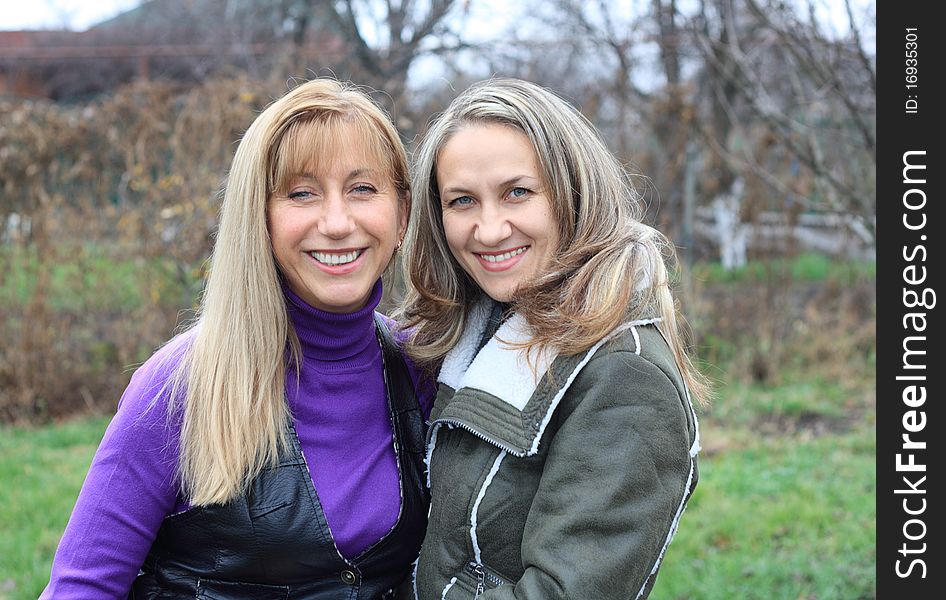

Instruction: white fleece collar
[437,297,491,391]
[437,299,557,412]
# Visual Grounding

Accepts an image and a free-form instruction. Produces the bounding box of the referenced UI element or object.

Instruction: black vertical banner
[877,3,942,598]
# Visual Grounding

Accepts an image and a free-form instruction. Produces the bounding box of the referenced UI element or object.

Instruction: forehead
[437,123,541,184]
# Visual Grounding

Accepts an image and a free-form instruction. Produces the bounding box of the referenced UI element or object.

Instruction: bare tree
[690,0,875,244]
[310,0,463,132]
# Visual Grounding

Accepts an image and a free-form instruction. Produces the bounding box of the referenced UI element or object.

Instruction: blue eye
[288,190,313,200]
[449,196,474,207]
[352,184,377,194]
[509,187,529,199]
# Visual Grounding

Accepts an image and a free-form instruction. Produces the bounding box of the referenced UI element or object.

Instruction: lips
[309,249,364,266]
[474,245,529,272]
[476,246,528,263]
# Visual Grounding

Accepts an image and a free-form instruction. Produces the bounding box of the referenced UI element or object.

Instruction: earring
[395,239,402,251]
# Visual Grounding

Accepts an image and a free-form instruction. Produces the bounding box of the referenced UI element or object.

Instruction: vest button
[340,569,357,585]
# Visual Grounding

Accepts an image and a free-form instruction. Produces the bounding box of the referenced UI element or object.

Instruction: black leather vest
[131,316,428,600]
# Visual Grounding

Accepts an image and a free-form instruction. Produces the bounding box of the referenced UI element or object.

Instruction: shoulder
[536,323,698,480]
[92,330,194,476]
[116,328,195,420]
[590,323,685,391]
[558,322,691,428]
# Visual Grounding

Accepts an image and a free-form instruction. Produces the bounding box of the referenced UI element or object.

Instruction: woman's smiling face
[267,121,405,313]
[436,123,559,303]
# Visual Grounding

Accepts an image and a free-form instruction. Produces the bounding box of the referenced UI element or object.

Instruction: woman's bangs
[270,113,394,195]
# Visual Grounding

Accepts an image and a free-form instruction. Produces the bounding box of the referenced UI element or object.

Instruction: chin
[482,287,515,303]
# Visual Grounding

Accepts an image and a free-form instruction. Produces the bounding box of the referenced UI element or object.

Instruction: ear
[397,191,410,240]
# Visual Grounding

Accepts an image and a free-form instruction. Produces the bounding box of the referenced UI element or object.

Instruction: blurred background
[1,0,875,598]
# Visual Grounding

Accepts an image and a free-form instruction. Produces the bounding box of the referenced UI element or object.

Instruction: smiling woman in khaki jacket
[397,78,709,600]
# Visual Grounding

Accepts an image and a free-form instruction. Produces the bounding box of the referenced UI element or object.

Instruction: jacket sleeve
[484,349,697,599]
[40,338,187,600]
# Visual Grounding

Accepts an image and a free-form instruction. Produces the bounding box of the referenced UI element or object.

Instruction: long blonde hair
[398,78,708,404]
[166,79,410,506]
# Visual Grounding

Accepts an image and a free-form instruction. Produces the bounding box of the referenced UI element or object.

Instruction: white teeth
[310,250,362,266]
[479,247,527,263]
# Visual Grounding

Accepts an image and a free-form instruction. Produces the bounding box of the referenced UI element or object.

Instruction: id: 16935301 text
[905,28,918,114]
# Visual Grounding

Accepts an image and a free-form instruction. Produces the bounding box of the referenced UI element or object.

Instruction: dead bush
[686,268,875,389]
[1,77,271,422]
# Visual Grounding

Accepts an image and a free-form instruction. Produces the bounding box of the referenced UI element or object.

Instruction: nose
[317,192,356,239]
[473,202,513,247]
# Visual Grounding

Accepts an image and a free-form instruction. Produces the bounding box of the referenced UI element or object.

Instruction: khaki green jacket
[413,301,700,600]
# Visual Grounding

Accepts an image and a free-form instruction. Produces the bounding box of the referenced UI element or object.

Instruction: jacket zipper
[467,561,505,598]
[430,418,527,458]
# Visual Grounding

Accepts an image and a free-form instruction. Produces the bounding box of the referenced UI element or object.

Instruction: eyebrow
[499,175,539,188]
[348,168,380,179]
[295,168,380,180]
[442,175,539,197]
[441,184,473,196]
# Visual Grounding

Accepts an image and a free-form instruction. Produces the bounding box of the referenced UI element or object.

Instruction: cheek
[268,225,297,257]
[525,206,559,263]
[266,206,294,247]
[441,214,468,259]
[537,203,558,242]
[367,200,402,246]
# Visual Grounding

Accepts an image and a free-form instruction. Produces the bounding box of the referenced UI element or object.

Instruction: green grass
[648,368,876,599]
[654,424,875,600]
[0,416,110,600]
[1,246,202,312]
[0,249,875,596]
[703,375,866,429]
[691,252,876,285]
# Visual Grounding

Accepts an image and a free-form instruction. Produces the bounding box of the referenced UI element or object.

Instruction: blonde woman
[398,78,707,599]
[42,79,432,599]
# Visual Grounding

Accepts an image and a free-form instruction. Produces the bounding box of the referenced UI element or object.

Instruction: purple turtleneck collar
[282,279,383,367]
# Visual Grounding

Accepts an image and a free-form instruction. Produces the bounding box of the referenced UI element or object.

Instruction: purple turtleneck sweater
[41,280,432,599]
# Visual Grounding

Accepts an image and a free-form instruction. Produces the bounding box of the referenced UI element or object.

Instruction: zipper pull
[470,562,486,599]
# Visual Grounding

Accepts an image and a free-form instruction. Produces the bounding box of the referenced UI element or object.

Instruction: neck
[283,279,383,365]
